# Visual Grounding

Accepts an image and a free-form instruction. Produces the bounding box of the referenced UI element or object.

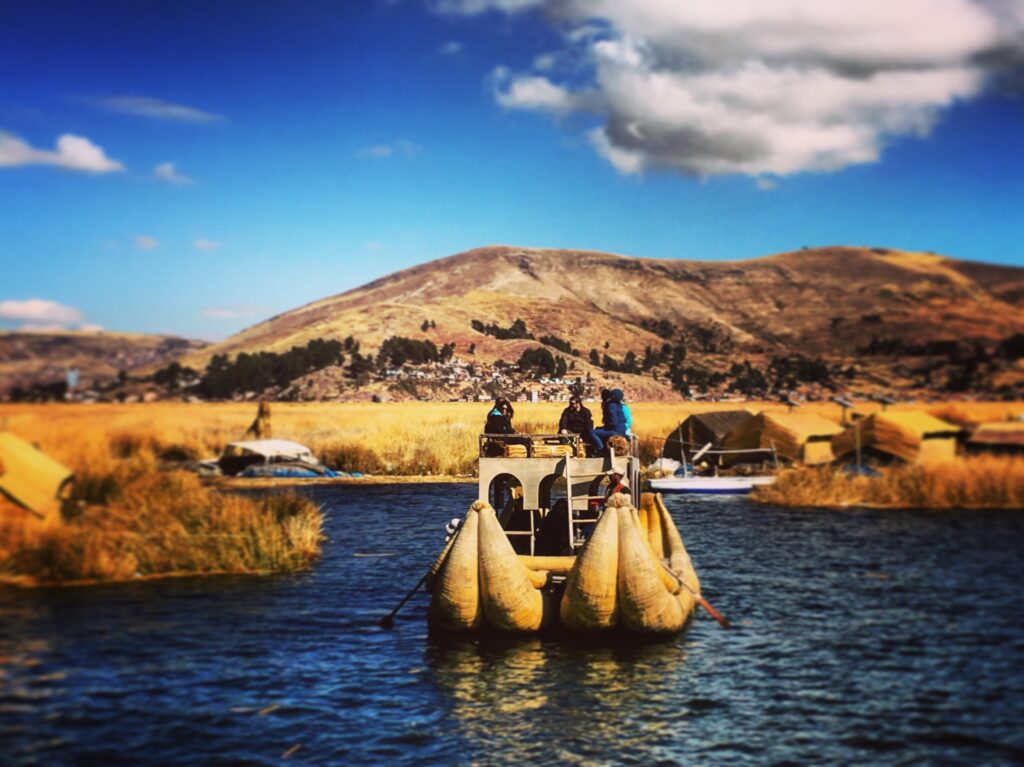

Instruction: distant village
[7,320,1021,405]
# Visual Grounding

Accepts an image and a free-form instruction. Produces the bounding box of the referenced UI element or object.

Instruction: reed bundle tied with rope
[427,503,482,631]
[478,504,545,631]
[559,498,621,631]
[428,500,548,632]
[560,492,700,634]
[616,495,686,633]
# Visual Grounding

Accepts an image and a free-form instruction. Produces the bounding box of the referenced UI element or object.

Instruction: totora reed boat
[425,432,704,635]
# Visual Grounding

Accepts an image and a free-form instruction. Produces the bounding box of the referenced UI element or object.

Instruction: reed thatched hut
[966,422,1024,456]
[0,432,73,521]
[662,410,754,463]
[722,412,844,465]
[833,411,960,464]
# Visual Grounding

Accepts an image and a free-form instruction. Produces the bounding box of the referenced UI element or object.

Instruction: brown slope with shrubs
[0,331,208,394]
[183,245,1024,372]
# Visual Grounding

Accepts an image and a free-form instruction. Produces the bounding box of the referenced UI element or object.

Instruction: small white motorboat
[648,475,776,495]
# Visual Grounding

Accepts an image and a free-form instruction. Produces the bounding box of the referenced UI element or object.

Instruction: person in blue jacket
[592,388,627,454]
[618,389,633,436]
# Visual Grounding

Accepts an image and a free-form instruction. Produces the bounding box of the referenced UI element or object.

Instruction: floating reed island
[752,456,1024,510]
[0,430,324,587]
[425,492,705,635]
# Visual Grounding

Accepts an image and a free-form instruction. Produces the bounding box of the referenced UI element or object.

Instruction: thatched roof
[833,411,960,463]
[662,410,753,461]
[723,412,843,464]
[0,432,73,519]
[968,422,1024,448]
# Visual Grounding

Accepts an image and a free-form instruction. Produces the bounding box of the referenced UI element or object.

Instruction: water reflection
[425,634,692,762]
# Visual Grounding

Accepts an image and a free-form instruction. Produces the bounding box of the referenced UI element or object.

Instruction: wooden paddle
[659,561,731,629]
[379,571,428,629]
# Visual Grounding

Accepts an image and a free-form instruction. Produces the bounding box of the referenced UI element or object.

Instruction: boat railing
[479,432,581,458]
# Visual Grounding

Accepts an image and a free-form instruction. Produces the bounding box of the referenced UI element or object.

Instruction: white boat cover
[222,440,315,460]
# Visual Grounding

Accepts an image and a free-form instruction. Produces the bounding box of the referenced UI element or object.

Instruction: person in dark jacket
[559,395,598,455]
[484,397,516,434]
[592,388,627,453]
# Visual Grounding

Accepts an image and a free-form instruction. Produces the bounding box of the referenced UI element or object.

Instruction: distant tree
[518,347,557,378]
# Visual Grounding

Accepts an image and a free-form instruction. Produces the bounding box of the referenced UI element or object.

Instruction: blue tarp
[239,465,339,478]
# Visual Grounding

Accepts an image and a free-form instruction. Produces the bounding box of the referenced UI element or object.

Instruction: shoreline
[0,567,305,590]
[211,474,477,488]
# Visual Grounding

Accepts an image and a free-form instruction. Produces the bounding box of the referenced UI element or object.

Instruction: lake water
[2,484,1023,766]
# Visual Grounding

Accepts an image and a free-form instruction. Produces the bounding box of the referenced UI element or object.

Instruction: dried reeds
[0,458,323,585]
[477,504,543,632]
[753,455,1024,509]
[0,400,1018,478]
[428,503,481,631]
[560,499,620,630]
[615,494,685,633]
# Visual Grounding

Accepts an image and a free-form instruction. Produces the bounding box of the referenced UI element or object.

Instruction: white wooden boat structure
[648,475,776,495]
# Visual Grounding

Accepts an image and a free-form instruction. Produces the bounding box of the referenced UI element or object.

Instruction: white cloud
[439,41,463,56]
[193,238,220,251]
[756,177,779,191]
[0,132,124,173]
[438,0,1024,178]
[134,235,159,250]
[432,0,543,14]
[494,74,579,114]
[201,305,269,319]
[90,96,225,123]
[365,241,384,252]
[154,162,193,185]
[0,299,83,325]
[533,53,557,71]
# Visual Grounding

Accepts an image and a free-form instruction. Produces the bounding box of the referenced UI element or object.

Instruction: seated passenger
[619,389,633,436]
[592,388,627,454]
[558,395,597,455]
[484,397,516,434]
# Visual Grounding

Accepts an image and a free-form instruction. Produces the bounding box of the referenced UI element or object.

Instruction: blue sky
[1,0,1022,340]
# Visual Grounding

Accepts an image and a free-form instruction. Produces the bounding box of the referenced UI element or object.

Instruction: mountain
[0,331,208,397]
[175,245,1023,400]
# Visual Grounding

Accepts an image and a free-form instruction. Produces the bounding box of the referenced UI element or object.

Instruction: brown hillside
[183,245,1024,373]
[0,331,208,394]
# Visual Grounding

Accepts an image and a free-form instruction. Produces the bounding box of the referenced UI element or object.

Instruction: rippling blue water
[2,485,1023,765]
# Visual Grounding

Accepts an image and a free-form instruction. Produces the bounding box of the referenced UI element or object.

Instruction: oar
[659,561,731,629]
[379,571,429,629]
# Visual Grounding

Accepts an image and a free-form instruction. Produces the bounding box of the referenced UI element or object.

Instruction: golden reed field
[3,399,1021,477]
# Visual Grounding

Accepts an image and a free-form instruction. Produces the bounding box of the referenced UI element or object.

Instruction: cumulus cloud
[201,305,269,320]
[0,299,83,326]
[154,162,193,185]
[134,235,159,250]
[437,0,1024,177]
[494,72,580,114]
[89,96,225,123]
[0,132,124,173]
[193,238,220,251]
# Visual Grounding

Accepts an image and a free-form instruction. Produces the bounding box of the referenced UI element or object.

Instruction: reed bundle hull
[427,493,700,635]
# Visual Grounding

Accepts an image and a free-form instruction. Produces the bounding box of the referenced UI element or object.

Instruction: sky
[1,0,1022,340]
